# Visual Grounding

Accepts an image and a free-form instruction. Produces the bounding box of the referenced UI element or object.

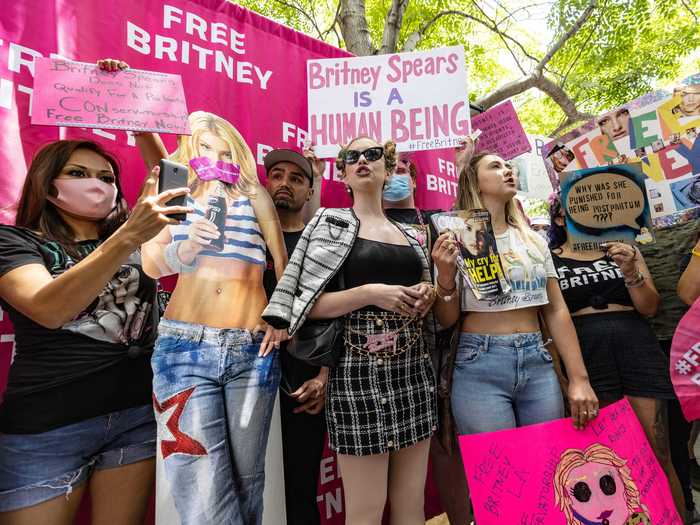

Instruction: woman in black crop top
[548,193,686,516]
[299,136,437,524]
[0,140,190,521]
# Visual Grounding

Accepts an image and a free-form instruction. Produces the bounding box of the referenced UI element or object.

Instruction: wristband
[624,269,645,288]
[435,280,456,302]
[164,241,198,273]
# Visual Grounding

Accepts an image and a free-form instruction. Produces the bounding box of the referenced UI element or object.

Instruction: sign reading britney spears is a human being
[307,46,469,156]
[32,58,190,134]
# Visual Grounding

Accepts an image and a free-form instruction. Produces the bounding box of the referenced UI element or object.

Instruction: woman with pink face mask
[0,140,189,523]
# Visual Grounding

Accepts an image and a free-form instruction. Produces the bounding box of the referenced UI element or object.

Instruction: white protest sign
[307,46,469,157]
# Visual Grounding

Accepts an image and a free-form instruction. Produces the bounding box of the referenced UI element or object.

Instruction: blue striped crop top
[168,194,267,266]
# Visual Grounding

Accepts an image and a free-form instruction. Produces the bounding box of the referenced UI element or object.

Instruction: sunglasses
[344,146,384,165]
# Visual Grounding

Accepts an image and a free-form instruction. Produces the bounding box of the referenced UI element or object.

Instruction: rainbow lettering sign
[32,58,190,134]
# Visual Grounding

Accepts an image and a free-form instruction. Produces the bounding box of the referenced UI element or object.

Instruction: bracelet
[435,280,457,302]
[164,241,198,273]
[624,269,645,288]
[692,248,700,258]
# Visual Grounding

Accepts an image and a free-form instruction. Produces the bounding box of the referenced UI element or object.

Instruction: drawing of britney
[554,443,652,525]
[138,110,288,524]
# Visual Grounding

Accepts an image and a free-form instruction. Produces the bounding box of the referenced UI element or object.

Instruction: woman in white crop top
[432,151,598,437]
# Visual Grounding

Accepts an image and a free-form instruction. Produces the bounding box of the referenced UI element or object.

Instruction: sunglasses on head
[344,146,384,165]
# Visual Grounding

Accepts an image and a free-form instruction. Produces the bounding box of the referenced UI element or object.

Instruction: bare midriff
[571,304,635,317]
[461,306,541,335]
[163,257,267,330]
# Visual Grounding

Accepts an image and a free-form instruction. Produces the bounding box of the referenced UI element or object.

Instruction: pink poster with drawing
[460,399,681,525]
[670,298,700,422]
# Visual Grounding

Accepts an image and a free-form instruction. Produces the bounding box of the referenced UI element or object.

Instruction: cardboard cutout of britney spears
[142,111,288,523]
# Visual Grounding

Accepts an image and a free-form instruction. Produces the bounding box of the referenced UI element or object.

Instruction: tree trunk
[380,0,409,54]
[339,0,374,55]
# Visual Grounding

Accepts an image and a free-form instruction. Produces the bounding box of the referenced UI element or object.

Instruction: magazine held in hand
[431,209,511,300]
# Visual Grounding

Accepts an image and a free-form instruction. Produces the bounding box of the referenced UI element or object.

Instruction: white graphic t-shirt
[460,227,558,312]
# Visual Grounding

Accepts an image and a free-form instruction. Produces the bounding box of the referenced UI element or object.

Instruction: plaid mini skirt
[326,311,437,456]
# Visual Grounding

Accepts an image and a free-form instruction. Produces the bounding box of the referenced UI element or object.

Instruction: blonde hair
[455,152,541,252]
[554,443,642,525]
[171,111,258,197]
[335,136,397,174]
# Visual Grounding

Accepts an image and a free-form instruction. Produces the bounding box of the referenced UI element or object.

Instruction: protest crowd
[0,7,700,525]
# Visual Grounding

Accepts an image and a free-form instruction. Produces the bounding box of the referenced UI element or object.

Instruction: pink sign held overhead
[460,399,681,525]
[472,100,531,160]
[670,298,700,422]
[32,58,190,134]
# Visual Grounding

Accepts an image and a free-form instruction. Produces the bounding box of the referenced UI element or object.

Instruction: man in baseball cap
[262,147,327,525]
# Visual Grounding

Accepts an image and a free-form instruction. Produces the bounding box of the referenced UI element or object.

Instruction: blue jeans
[451,332,564,435]
[0,404,155,512]
[152,319,280,525]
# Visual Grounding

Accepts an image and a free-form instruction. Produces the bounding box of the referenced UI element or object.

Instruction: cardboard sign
[472,100,531,160]
[460,399,682,525]
[32,58,190,134]
[560,163,654,252]
[307,46,469,156]
[542,74,700,227]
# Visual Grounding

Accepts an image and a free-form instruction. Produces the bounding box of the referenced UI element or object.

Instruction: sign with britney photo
[431,209,511,300]
[460,399,682,525]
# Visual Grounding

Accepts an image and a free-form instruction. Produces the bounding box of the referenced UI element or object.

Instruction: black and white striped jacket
[262,207,436,351]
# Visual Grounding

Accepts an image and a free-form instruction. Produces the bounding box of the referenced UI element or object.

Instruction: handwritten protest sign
[560,163,654,252]
[307,46,468,157]
[471,100,531,160]
[460,399,682,525]
[32,58,190,134]
[670,298,700,422]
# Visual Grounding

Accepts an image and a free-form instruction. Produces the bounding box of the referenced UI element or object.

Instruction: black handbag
[286,271,345,367]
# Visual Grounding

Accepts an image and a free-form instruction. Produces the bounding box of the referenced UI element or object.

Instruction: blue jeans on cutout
[451,332,564,435]
[151,319,280,525]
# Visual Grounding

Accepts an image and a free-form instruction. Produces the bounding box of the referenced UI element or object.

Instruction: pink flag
[460,399,681,525]
[670,298,700,422]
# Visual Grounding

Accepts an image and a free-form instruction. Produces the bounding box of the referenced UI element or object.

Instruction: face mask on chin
[47,178,118,220]
[383,174,412,202]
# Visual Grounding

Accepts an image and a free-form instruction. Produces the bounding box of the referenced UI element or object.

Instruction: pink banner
[670,298,700,422]
[472,100,531,160]
[460,399,681,525]
[32,58,190,134]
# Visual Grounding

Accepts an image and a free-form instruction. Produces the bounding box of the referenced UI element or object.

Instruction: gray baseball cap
[264,149,314,185]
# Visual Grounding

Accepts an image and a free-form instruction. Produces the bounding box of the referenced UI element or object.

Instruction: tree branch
[380,0,410,54]
[679,0,699,23]
[322,0,342,39]
[272,0,324,38]
[536,0,597,72]
[469,0,526,74]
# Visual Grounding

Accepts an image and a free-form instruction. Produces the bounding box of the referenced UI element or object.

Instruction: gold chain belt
[344,311,423,358]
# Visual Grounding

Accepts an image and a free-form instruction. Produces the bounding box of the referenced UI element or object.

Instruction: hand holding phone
[158,159,190,221]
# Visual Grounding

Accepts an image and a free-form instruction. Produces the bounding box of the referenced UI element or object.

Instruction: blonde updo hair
[335,136,397,174]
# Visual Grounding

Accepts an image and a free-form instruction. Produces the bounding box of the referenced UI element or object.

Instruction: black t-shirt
[0,226,157,433]
[263,229,316,393]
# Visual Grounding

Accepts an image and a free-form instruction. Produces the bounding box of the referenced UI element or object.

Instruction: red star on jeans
[153,387,207,459]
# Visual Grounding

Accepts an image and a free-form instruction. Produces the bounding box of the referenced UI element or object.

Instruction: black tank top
[344,237,422,288]
[552,253,634,313]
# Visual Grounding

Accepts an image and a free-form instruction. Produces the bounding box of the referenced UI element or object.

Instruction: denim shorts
[451,332,564,435]
[0,404,155,512]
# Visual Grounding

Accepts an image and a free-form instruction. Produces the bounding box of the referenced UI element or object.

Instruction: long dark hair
[15,140,128,259]
[547,192,567,250]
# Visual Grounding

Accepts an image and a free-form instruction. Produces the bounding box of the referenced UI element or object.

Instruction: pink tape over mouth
[189,156,241,185]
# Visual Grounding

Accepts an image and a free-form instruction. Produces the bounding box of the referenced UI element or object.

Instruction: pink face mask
[47,178,118,220]
[189,156,240,185]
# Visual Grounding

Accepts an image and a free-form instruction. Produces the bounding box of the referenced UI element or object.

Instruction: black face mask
[572,474,617,503]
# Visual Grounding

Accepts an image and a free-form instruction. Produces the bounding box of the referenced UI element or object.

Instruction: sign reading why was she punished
[460,399,682,525]
[32,58,190,134]
[560,163,654,252]
[307,46,469,157]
